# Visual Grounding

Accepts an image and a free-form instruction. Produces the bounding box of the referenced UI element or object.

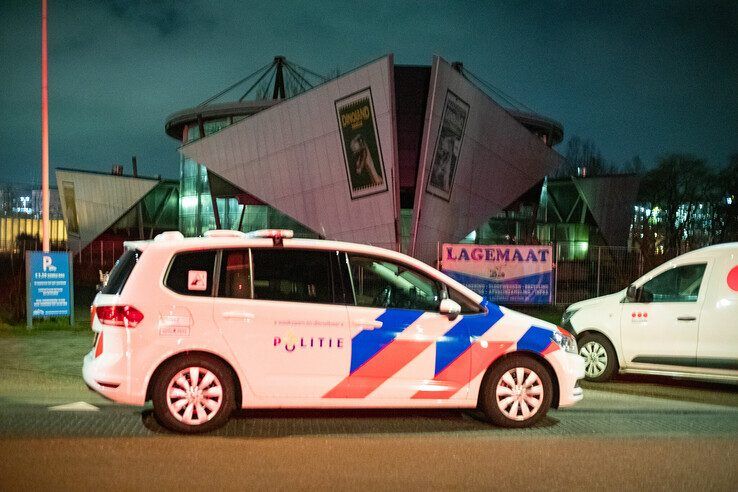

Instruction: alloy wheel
[495,366,544,421]
[165,366,223,425]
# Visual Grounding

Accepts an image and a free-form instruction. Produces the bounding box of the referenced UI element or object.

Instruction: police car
[84,229,584,433]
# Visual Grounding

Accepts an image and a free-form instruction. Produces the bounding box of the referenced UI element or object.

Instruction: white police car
[84,229,584,433]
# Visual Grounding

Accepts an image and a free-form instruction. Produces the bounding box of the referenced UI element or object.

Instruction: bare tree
[558,136,608,177]
[638,154,716,257]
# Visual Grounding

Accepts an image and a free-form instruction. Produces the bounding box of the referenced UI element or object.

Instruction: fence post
[553,242,559,306]
[596,246,601,297]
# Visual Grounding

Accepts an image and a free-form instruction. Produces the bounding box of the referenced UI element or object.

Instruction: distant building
[0,182,66,252]
[0,182,62,219]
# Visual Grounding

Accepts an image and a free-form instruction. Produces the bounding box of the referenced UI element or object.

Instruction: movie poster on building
[426,91,469,201]
[335,88,388,199]
[441,244,553,305]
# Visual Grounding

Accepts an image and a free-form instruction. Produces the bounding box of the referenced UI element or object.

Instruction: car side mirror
[440,299,461,319]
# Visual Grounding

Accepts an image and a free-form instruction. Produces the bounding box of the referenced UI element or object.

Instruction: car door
[213,248,351,399]
[621,262,709,367]
[322,253,469,400]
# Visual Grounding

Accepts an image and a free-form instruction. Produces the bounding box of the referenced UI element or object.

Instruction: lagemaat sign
[441,244,553,305]
[26,251,74,326]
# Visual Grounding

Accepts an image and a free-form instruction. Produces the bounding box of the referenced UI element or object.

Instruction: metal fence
[3,238,646,308]
[554,244,643,306]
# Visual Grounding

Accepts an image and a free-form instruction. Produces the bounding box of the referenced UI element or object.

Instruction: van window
[347,254,443,311]
[165,250,217,297]
[101,249,141,295]
[219,249,252,299]
[251,249,336,304]
[641,263,707,302]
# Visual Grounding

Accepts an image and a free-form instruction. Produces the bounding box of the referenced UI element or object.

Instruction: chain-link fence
[554,244,643,306]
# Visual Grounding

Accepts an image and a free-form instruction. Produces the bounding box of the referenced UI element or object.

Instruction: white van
[84,229,584,433]
[563,243,738,382]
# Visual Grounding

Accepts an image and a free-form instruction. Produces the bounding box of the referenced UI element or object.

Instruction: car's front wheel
[480,355,553,428]
[152,355,235,433]
[578,332,618,382]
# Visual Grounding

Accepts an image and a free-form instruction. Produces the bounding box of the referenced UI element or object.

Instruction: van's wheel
[152,355,235,433]
[578,332,618,382]
[480,355,553,428]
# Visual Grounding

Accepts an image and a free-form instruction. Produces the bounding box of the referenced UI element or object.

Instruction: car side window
[165,250,217,297]
[641,263,707,302]
[347,254,443,311]
[250,249,336,304]
[219,249,252,299]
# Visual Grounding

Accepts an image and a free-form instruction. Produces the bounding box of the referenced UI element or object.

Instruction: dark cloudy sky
[1,0,736,184]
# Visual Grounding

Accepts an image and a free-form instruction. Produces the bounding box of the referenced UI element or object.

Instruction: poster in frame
[426,90,470,201]
[335,88,388,200]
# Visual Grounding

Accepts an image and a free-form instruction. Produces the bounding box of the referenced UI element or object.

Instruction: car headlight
[561,308,578,327]
[551,329,578,354]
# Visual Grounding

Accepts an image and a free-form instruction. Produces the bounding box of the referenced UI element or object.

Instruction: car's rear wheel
[578,332,617,382]
[480,355,553,428]
[152,355,235,433]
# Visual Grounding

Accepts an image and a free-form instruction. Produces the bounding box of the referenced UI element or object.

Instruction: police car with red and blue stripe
[84,229,584,433]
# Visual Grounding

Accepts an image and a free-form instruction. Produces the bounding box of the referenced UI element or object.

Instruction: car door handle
[352,319,383,329]
[223,311,255,320]
[677,316,697,321]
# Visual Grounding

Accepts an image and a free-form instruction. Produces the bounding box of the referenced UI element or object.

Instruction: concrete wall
[181,56,400,251]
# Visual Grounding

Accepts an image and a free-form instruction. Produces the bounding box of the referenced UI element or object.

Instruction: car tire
[152,355,235,434]
[480,355,553,428]
[578,332,618,382]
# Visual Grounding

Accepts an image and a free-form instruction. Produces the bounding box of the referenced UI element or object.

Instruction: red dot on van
[644,312,648,318]
[728,266,738,292]
[637,312,642,318]
[631,312,636,318]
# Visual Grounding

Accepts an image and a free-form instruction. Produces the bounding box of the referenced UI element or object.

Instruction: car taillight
[95,306,144,328]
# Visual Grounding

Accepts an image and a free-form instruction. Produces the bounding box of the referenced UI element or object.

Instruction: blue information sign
[27,251,73,323]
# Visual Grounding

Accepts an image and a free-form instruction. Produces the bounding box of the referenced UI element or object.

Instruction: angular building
[55,168,178,253]
[167,54,564,264]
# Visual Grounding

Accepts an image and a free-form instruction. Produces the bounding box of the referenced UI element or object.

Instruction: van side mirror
[439,299,461,319]
[625,285,638,302]
[626,284,651,303]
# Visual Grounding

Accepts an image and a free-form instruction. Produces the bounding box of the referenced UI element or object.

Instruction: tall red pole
[41,0,50,252]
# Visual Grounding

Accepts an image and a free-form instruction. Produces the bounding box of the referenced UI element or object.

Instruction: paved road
[1,367,737,490]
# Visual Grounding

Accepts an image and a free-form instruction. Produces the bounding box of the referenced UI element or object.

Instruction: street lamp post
[41,0,50,252]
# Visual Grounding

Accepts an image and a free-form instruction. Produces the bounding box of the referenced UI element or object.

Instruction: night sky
[1,0,736,184]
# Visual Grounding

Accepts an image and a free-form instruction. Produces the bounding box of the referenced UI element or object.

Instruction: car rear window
[101,249,142,295]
